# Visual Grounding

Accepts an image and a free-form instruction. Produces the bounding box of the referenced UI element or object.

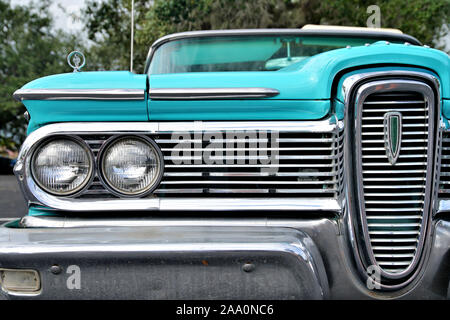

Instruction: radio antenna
[130,0,134,72]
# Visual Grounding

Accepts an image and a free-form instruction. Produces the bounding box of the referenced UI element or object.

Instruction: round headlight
[100,136,163,196]
[31,138,93,195]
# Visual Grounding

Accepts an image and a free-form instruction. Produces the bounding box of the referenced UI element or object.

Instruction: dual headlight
[31,136,163,197]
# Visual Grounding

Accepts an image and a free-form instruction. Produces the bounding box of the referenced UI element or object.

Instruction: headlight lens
[101,136,162,196]
[31,138,93,195]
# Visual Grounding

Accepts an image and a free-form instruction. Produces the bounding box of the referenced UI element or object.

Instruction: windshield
[147,35,402,74]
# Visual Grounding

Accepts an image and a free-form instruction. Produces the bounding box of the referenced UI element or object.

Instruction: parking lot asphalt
[0,175,27,219]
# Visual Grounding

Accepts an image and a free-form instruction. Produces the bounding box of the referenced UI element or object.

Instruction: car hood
[14,42,450,133]
[148,42,449,120]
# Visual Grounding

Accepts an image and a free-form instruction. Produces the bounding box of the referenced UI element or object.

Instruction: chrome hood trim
[149,87,279,100]
[12,88,145,101]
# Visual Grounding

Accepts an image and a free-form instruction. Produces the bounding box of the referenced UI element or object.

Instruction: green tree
[83,0,449,73]
[0,0,82,149]
[310,0,450,50]
[83,0,151,71]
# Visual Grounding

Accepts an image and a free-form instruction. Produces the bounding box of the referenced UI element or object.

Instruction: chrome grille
[78,125,344,199]
[439,132,450,195]
[355,80,435,278]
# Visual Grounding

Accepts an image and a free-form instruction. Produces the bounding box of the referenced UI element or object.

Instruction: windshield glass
[148,35,401,74]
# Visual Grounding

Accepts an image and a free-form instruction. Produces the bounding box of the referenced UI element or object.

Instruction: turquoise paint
[336,66,449,121]
[15,42,450,132]
[16,42,449,129]
[28,206,59,217]
[442,114,450,129]
[148,43,449,120]
[20,71,148,133]
[334,100,345,120]
[149,42,450,101]
[26,100,148,134]
[148,99,330,120]
[335,66,441,103]
[22,71,147,89]
[443,100,450,119]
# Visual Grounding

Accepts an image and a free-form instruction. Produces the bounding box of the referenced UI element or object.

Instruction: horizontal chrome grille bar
[366,215,422,219]
[363,100,424,105]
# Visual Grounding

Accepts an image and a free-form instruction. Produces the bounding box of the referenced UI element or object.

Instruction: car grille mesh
[439,132,450,195]
[358,91,429,274]
[77,126,344,199]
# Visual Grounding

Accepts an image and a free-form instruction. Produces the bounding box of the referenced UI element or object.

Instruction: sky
[11,0,87,32]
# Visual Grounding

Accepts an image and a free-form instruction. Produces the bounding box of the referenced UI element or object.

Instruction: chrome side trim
[14,119,342,212]
[12,89,145,101]
[149,87,279,100]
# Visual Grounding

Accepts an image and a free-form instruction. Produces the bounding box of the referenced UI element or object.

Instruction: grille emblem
[384,111,402,165]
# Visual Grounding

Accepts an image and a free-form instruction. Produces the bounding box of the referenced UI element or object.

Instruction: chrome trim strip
[12,89,145,101]
[149,87,279,100]
[14,119,342,212]
[19,216,338,229]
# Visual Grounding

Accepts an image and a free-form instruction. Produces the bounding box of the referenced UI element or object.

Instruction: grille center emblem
[384,111,402,165]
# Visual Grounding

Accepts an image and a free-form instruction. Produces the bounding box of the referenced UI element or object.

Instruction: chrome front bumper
[0,219,331,299]
[0,217,448,300]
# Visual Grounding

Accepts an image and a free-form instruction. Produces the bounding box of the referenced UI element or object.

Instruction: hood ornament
[384,111,402,165]
[67,51,85,72]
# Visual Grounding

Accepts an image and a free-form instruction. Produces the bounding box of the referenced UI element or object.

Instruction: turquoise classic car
[1,25,449,299]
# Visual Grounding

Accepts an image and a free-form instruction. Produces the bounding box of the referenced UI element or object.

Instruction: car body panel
[334,66,443,120]
[13,42,449,133]
[148,99,330,120]
[18,71,148,133]
[148,42,449,100]
[443,99,450,119]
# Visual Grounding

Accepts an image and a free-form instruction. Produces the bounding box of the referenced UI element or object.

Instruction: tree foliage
[1,0,449,150]
[83,0,152,71]
[83,0,450,72]
[0,0,82,149]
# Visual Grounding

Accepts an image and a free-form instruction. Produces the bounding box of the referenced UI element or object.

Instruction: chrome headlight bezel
[97,135,164,198]
[30,136,95,196]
